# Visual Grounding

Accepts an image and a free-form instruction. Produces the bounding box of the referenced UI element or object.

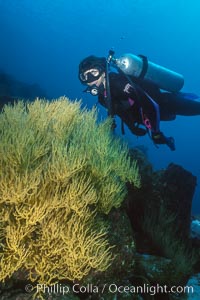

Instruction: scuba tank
[114,53,184,92]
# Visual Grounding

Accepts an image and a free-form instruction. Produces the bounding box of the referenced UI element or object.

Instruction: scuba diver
[78,51,200,151]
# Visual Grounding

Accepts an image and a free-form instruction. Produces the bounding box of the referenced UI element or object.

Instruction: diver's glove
[152,131,175,151]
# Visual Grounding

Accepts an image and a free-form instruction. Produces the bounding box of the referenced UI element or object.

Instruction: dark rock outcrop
[127,148,197,246]
[0,71,46,110]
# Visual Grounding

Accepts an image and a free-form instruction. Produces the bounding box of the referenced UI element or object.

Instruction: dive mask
[79,68,103,84]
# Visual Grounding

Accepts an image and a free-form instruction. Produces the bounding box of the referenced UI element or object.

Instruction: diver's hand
[152,131,167,144]
[152,131,175,151]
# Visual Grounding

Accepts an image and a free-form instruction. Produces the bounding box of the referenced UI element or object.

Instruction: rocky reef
[0,71,46,110]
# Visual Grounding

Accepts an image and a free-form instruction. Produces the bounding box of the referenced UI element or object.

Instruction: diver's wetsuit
[98,72,200,136]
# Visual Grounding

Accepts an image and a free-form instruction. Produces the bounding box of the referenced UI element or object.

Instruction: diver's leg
[159,92,200,116]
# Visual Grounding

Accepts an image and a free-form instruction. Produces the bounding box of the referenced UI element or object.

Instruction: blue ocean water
[1,0,200,212]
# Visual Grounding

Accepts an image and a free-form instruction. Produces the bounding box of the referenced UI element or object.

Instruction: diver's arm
[128,86,175,151]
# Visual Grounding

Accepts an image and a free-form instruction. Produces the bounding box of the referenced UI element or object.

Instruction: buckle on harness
[141,110,152,130]
[143,117,151,129]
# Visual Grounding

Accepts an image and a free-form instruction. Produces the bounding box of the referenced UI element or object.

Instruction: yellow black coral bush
[0,97,140,285]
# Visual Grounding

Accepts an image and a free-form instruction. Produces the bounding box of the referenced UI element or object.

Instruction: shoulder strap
[105,59,116,131]
[137,54,148,80]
